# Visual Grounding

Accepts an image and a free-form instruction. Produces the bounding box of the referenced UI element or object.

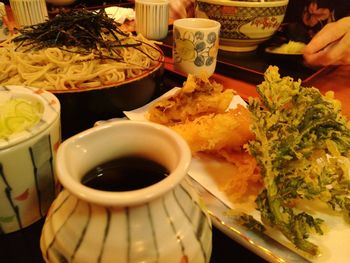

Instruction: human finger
[304,32,350,66]
[303,40,339,65]
[303,25,341,55]
[325,30,350,64]
[304,17,350,54]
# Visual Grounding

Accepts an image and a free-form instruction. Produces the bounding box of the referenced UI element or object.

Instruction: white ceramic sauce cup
[173,18,221,77]
[54,120,192,207]
[40,120,213,263]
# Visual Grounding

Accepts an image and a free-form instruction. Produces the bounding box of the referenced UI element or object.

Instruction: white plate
[106,87,350,263]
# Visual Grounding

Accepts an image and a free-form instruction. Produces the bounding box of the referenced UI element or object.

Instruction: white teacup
[135,0,169,40]
[173,18,221,77]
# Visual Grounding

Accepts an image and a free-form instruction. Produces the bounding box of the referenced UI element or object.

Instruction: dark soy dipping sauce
[81,155,169,191]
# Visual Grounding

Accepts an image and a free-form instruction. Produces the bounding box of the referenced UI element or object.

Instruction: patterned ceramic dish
[195,0,289,52]
[0,85,61,234]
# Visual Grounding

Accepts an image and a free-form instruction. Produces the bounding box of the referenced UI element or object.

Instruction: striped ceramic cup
[40,120,212,263]
[0,85,61,234]
[135,0,169,40]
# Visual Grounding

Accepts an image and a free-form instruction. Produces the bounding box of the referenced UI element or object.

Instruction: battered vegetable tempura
[148,74,262,201]
[170,105,261,200]
[171,105,254,153]
[248,65,350,255]
[148,74,234,125]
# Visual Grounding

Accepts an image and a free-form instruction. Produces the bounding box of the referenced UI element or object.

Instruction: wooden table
[304,65,350,118]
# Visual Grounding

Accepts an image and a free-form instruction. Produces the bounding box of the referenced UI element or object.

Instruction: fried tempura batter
[147,74,262,201]
[148,74,234,125]
[171,105,255,153]
[217,149,262,200]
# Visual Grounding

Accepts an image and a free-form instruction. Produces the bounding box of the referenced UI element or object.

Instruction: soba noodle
[0,33,162,91]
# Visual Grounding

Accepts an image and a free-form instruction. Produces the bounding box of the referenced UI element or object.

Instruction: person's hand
[169,0,195,19]
[303,17,350,66]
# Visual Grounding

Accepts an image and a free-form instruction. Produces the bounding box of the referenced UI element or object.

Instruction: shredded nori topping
[12,9,140,52]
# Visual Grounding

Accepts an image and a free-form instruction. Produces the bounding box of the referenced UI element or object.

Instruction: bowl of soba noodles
[0,9,164,138]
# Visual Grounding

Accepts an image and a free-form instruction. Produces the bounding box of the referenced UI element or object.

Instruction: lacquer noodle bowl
[0,39,165,138]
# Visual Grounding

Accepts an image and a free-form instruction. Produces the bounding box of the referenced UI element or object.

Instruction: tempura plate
[121,88,350,263]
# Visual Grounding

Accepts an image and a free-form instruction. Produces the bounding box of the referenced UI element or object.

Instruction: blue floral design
[174,30,218,68]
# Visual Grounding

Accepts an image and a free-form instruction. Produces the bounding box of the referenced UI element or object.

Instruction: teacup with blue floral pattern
[173,18,221,76]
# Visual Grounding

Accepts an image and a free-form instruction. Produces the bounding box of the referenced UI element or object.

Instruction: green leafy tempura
[247,66,350,255]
